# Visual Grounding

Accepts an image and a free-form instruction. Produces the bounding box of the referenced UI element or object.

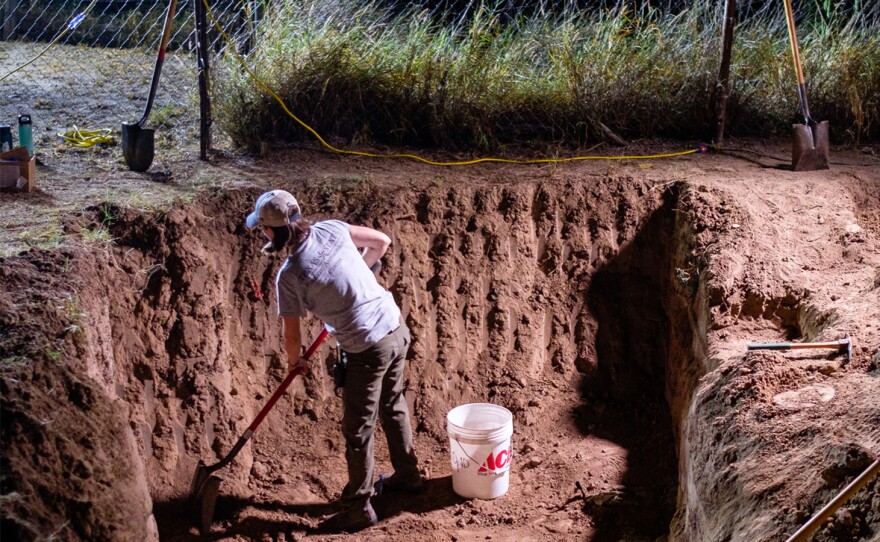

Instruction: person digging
[246,190,423,533]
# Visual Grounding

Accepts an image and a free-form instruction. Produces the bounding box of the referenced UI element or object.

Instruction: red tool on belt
[251,279,264,301]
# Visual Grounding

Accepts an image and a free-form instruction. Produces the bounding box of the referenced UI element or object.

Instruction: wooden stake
[713,0,737,144]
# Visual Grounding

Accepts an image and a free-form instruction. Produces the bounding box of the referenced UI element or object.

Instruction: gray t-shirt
[276,219,401,353]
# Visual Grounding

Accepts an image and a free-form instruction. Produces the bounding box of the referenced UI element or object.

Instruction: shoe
[374,472,425,495]
[317,501,377,533]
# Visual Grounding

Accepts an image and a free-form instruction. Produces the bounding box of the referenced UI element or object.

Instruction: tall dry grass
[213,0,880,151]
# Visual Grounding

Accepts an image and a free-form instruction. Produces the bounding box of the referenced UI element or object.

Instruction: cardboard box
[0,146,35,193]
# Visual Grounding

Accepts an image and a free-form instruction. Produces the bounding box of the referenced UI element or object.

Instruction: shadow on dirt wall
[580,189,681,541]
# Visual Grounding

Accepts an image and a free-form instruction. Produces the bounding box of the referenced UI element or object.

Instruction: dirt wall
[0,250,157,541]
[3,167,878,542]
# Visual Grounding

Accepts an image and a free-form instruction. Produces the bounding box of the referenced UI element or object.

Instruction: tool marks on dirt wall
[391,181,657,423]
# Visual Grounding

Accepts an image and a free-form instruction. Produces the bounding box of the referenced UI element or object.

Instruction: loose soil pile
[1,142,879,542]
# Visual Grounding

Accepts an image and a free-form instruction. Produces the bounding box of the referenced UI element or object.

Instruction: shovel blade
[198,475,222,535]
[190,461,223,534]
[121,121,155,172]
[792,120,830,171]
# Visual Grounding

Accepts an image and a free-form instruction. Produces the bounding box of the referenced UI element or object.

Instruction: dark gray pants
[341,324,419,504]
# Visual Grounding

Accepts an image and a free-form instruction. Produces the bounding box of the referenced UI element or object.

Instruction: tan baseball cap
[246,190,301,229]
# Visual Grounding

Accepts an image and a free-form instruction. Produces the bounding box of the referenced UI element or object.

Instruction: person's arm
[282,315,305,373]
[348,224,391,270]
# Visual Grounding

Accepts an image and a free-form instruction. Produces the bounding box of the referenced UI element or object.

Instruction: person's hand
[288,356,309,374]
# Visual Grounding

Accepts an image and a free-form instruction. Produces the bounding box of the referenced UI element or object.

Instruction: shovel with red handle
[122,0,178,172]
[189,328,330,535]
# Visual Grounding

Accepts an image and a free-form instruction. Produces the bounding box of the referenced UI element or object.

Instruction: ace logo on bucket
[450,442,513,476]
[477,446,512,475]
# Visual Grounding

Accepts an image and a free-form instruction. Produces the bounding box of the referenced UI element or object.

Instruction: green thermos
[18,115,33,155]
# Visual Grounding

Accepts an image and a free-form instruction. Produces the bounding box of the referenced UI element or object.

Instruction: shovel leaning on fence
[121,0,178,172]
[782,0,830,171]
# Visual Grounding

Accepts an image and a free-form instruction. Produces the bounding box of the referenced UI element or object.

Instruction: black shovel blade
[189,461,223,535]
[121,121,155,172]
[198,475,222,535]
[792,120,830,171]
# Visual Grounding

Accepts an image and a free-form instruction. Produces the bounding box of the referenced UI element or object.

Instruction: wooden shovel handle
[786,459,880,542]
[747,340,846,351]
[782,0,805,85]
[787,341,844,350]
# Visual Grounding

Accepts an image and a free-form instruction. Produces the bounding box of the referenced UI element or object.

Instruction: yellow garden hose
[58,127,114,147]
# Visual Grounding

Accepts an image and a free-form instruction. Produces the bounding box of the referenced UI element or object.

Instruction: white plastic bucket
[446,403,514,499]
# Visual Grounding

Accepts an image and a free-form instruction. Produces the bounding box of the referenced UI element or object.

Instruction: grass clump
[80,226,114,247]
[214,0,880,152]
[17,220,65,253]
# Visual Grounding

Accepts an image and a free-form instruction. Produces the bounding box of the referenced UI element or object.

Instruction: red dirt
[1,140,879,542]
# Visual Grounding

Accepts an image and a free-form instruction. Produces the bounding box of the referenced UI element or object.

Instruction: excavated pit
[4,173,877,542]
[107,179,693,540]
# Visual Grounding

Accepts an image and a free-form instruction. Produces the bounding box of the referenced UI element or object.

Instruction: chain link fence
[0,0,258,160]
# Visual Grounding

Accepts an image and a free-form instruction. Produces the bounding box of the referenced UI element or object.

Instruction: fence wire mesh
[0,0,257,159]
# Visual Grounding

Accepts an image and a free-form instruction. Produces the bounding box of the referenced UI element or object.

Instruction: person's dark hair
[263,217,312,255]
[289,216,312,245]
[266,224,290,253]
